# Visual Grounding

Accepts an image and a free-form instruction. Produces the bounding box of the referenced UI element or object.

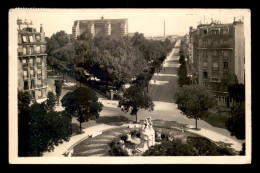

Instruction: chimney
[40,24,44,33]
[234,17,236,22]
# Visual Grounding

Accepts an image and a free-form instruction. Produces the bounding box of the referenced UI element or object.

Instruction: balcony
[37,84,43,88]
[30,74,35,78]
[212,67,219,71]
[209,77,221,83]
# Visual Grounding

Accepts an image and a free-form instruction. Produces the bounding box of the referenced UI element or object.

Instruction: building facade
[72,17,128,39]
[188,19,245,107]
[17,19,48,102]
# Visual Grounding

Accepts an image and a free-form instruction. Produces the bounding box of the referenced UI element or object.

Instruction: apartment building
[188,19,245,107]
[17,19,48,102]
[72,16,128,39]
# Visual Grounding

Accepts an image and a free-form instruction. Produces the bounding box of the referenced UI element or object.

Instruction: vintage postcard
[8,8,251,164]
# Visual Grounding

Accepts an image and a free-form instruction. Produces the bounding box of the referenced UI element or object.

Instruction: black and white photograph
[8,8,251,164]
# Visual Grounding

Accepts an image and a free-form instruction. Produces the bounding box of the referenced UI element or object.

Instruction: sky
[10,9,249,38]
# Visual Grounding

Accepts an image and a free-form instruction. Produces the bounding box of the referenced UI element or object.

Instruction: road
[132,39,244,151]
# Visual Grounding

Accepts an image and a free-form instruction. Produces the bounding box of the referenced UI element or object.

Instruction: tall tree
[46,91,56,111]
[226,83,245,149]
[177,62,191,87]
[61,87,103,133]
[54,80,62,106]
[174,85,216,129]
[27,102,71,156]
[119,84,154,123]
[228,83,245,103]
[225,102,245,140]
[18,91,31,156]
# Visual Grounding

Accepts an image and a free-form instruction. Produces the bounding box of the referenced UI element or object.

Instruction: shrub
[108,138,129,156]
[186,136,234,156]
[130,129,141,138]
[142,139,197,156]
[142,136,234,156]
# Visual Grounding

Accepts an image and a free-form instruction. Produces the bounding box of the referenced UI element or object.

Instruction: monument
[135,117,155,153]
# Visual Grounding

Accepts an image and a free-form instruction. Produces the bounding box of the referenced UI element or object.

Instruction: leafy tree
[61,87,103,133]
[187,136,234,156]
[27,102,48,156]
[142,136,233,156]
[152,59,161,74]
[46,91,56,111]
[143,139,197,156]
[228,83,245,103]
[46,31,76,76]
[133,72,150,92]
[177,62,191,87]
[179,55,185,64]
[18,90,31,113]
[18,91,31,156]
[27,102,71,156]
[54,80,62,106]
[174,85,216,129]
[119,84,154,123]
[225,102,245,140]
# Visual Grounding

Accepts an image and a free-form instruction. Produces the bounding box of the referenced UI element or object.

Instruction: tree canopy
[46,31,175,94]
[228,83,245,103]
[225,102,245,140]
[54,80,63,105]
[18,91,71,156]
[174,85,216,129]
[118,84,154,122]
[61,87,103,132]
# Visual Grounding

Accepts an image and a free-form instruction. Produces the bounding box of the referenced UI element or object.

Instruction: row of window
[202,61,228,69]
[203,71,229,79]
[201,50,230,57]
[202,28,229,36]
[23,79,45,91]
[201,39,230,47]
[23,69,42,79]
[19,45,46,55]
[20,34,42,43]
[29,89,46,99]
[22,57,43,67]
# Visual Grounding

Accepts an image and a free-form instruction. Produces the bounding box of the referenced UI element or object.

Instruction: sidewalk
[42,124,117,157]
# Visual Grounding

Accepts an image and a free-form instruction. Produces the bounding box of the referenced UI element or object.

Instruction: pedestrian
[154,79,156,83]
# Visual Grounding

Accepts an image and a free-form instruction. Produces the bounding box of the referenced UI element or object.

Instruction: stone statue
[135,117,155,153]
